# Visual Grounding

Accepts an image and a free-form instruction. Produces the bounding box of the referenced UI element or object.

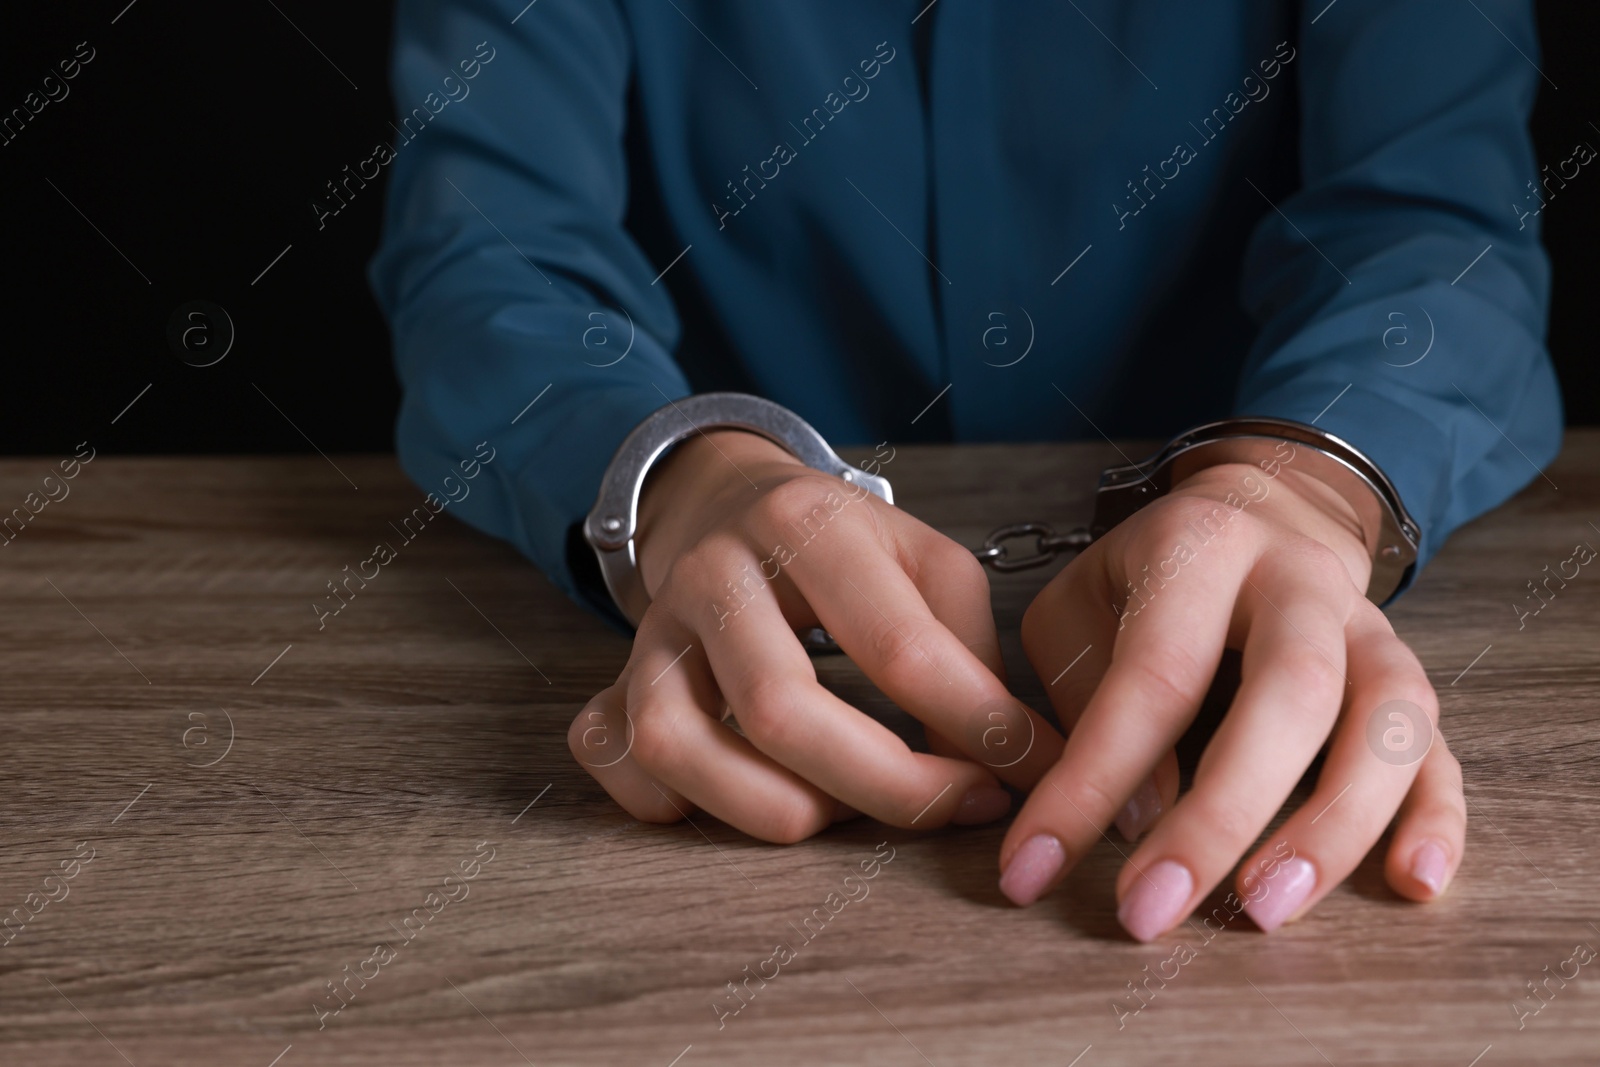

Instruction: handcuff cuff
[584,393,1421,648]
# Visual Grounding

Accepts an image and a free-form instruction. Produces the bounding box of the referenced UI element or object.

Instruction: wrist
[584,392,894,626]
[635,429,804,594]
[1172,462,1374,590]
[1090,417,1417,603]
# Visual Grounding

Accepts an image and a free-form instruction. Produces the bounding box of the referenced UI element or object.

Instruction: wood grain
[0,436,1596,1067]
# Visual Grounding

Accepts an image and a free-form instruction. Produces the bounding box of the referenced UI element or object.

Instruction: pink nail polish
[1410,840,1449,895]
[1114,777,1162,842]
[999,834,1065,906]
[1116,859,1193,942]
[951,785,1011,826]
[1244,857,1316,932]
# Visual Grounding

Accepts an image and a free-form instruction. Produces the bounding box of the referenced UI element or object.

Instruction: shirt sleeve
[368,0,687,614]
[1234,0,1562,593]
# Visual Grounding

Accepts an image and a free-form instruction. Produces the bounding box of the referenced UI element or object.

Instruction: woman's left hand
[999,456,1465,940]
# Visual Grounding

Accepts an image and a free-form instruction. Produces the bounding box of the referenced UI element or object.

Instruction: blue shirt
[369,0,1561,613]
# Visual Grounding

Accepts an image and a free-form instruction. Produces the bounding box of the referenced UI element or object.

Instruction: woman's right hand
[567,428,1065,842]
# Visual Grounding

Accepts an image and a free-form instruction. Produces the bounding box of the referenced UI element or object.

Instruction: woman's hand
[1001,456,1464,939]
[569,429,1064,843]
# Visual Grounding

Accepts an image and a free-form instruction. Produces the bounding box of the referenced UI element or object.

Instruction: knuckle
[750,475,851,540]
[1387,681,1441,728]
[666,534,746,594]
[1119,515,1178,568]
[1142,495,1251,553]
[730,675,803,751]
[758,803,825,845]
[864,616,938,688]
[1284,538,1360,596]
[1372,659,1441,726]
[1187,794,1262,848]
[1350,596,1390,630]
[1305,538,1354,583]
[930,534,989,590]
[628,700,688,777]
[758,473,827,512]
[856,766,961,830]
[1122,644,1210,711]
[565,708,595,763]
[1424,748,1467,819]
[1413,783,1466,830]
[877,786,935,830]
[627,789,688,824]
[1272,644,1347,706]
[568,691,627,768]
[1020,569,1094,657]
[882,800,923,830]
[1056,774,1126,828]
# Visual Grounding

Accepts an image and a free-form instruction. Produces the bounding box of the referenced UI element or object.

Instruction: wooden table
[1,436,1596,1067]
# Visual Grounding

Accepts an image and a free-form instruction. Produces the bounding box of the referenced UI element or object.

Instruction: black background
[1,2,1594,456]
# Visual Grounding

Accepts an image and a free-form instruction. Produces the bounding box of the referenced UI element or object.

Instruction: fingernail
[1116,859,1194,942]
[999,834,1065,906]
[1410,839,1449,896]
[951,785,1011,826]
[1114,776,1162,842]
[1244,857,1317,933]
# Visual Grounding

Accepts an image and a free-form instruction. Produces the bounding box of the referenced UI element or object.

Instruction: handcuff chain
[972,522,1093,572]
[799,519,1090,653]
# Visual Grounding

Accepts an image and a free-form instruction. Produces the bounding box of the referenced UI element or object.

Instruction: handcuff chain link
[972,522,1093,572]
[799,519,1089,653]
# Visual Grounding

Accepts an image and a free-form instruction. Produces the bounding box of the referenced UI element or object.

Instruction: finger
[901,524,1007,681]
[1385,730,1466,901]
[1224,598,1438,933]
[623,618,841,844]
[1110,552,1353,939]
[999,528,1247,907]
[904,525,1052,767]
[906,528,996,761]
[1020,548,1157,833]
[568,684,688,825]
[925,728,966,759]
[1117,749,1180,843]
[784,518,1060,788]
[1020,547,1118,732]
[687,564,1012,830]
